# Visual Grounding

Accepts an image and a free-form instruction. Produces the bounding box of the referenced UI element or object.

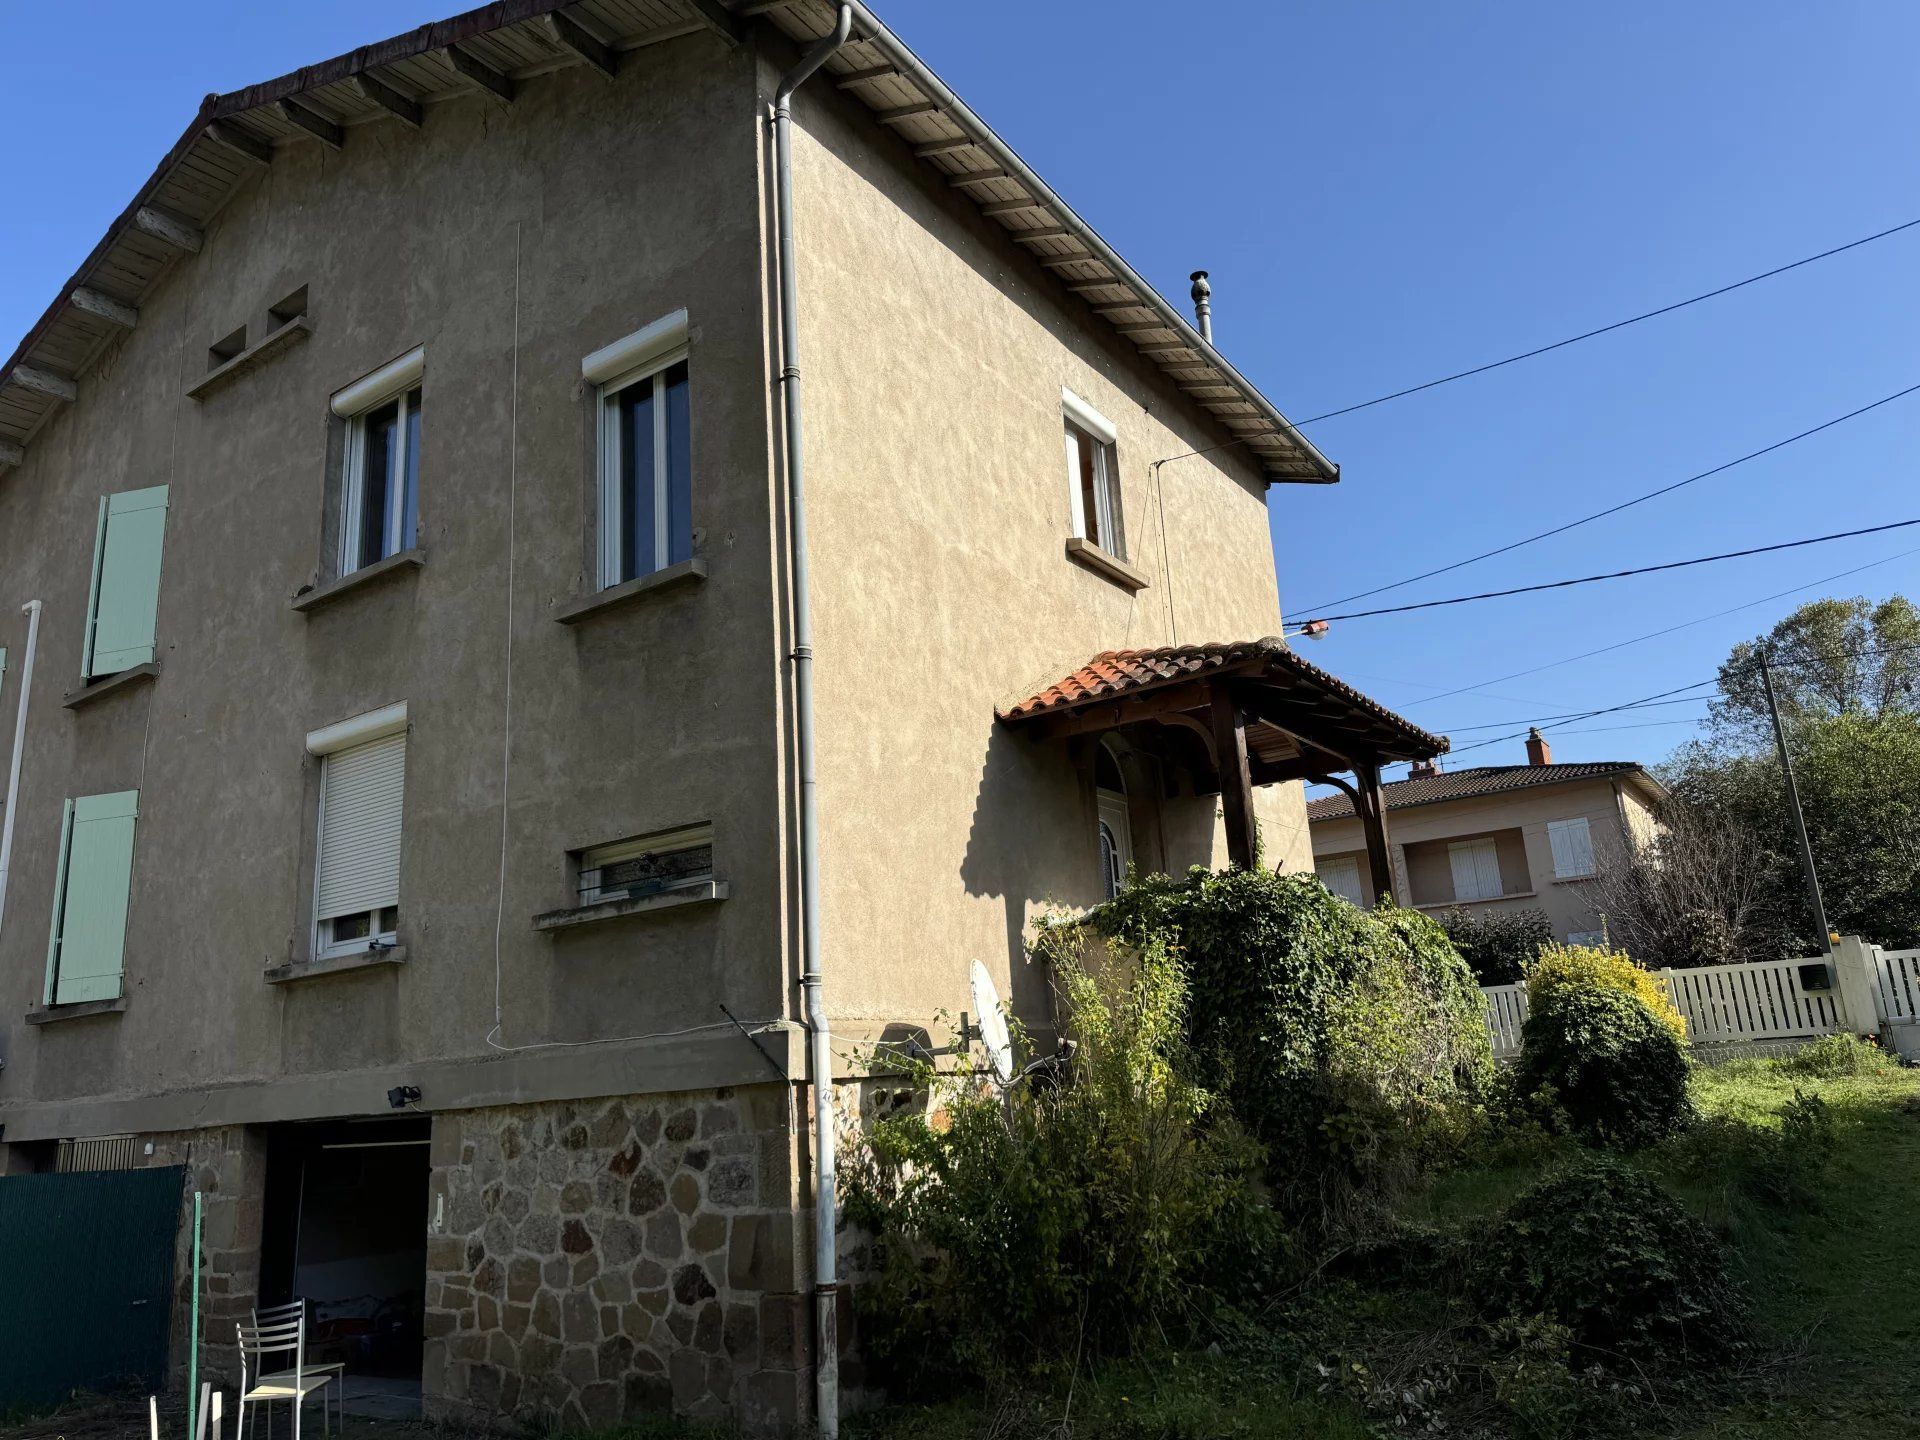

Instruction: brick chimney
[1525,727,1551,766]
[1409,757,1442,779]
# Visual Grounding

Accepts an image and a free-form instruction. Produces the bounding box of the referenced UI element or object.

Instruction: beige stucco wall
[1312,777,1653,940]
[0,33,790,1140]
[784,69,1311,1042]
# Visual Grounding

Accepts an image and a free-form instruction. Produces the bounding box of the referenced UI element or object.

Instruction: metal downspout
[773,6,853,1437]
[0,600,42,942]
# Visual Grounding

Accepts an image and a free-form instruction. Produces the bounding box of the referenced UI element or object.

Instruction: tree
[1709,595,1920,749]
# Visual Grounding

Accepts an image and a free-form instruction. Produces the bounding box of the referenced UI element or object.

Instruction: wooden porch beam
[70,288,138,329]
[277,99,345,151]
[352,73,425,128]
[544,11,620,77]
[205,119,274,166]
[1352,758,1398,904]
[1023,680,1218,741]
[1211,686,1258,871]
[447,45,515,105]
[133,206,202,253]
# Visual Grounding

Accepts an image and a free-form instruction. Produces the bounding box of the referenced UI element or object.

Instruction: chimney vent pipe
[1189,270,1212,343]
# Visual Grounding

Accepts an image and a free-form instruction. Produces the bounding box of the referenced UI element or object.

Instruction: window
[81,486,170,680]
[1447,836,1504,903]
[585,310,692,590]
[1318,855,1365,906]
[45,790,140,1005]
[1567,930,1607,947]
[1547,817,1597,879]
[308,704,407,959]
[331,348,424,576]
[1094,743,1133,900]
[577,824,713,906]
[1062,388,1125,559]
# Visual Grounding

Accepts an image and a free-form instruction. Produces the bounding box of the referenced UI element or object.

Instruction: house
[1307,729,1665,943]
[0,1,1443,1432]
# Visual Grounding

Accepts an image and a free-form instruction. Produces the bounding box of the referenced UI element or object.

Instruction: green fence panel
[0,1166,184,1408]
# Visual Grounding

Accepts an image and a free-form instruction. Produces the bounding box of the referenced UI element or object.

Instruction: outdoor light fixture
[1287,619,1331,641]
[387,1084,421,1110]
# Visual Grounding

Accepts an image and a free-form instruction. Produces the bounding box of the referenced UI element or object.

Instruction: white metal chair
[237,1311,336,1440]
[250,1300,347,1395]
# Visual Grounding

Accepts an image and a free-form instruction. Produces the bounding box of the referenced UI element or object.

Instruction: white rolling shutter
[1319,855,1365,906]
[1448,837,1503,902]
[315,731,406,921]
[1547,817,1596,878]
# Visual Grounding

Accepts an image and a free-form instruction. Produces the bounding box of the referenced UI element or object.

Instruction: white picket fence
[1874,946,1920,1022]
[1480,956,1847,1061]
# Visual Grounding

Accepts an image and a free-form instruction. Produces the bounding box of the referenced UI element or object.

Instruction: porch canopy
[999,638,1448,899]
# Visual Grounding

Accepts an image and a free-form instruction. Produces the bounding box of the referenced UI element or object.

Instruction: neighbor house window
[308,703,407,959]
[1566,929,1607,947]
[584,310,692,589]
[1447,836,1503,903]
[1062,388,1125,559]
[45,791,140,1006]
[330,348,424,576]
[1318,855,1365,906]
[577,824,714,906]
[81,486,170,680]
[1547,817,1596,879]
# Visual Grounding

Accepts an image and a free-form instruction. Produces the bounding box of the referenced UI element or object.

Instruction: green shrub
[1517,987,1692,1148]
[843,932,1273,1389]
[1479,1159,1746,1366]
[1778,1031,1889,1078]
[1093,869,1491,1218]
[1439,905,1554,985]
[1525,943,1686,1042]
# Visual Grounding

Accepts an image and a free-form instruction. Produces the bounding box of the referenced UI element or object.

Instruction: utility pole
[1759,649,1832,953]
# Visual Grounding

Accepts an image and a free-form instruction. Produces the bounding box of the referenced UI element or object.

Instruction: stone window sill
[555,558,706,625]
[186,316,312,402]
[533,880,728,933]
[1064,537,1149,592]
[1413,890,1538,913]
[266,945,408,984]
[26,997,128,1025]
[292,549,425,614]
[63,662,158,710]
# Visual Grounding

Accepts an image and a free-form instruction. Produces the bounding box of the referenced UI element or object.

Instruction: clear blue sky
[4,3,1916,775]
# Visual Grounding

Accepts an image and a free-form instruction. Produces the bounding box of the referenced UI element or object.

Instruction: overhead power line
[1303,380,1920,612]
[1310,519,1920,624]
[1429,678,1720,761]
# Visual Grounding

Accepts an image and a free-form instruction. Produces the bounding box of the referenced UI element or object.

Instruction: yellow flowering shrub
[1524,943,1686,1042]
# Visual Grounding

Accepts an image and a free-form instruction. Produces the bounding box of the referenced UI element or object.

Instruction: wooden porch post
[1352,758,1397,904]
[1210,685,1257,870]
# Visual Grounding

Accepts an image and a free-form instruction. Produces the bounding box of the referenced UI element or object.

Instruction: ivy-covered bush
[1525,943,1686,1042]
[1439,904,1554,984]
[1479,1158,1747,1365]
[1094,869,1492,1217]
[843,933,1274,1389]
[1517,986,1692,1147]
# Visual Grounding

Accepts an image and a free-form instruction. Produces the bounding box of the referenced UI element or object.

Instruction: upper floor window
[82,486,170,680]
[45,790,140,1006]
[1447,836,1504,902]
[1062,388,1125,561]
[1547,817,1597,879]
[307,703,408,960]
[331,348,424,576]
[584,310,692,590]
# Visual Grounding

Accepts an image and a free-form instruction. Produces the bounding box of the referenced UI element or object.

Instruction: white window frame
[1448,836,1504,903]
[1096,788,1133,901]
[331,348,424,576]
[584,310,691,590]
[1547,817,1597,879]
[578,823,714,906]
[1062,387,1125,559]
[307,702,408,961]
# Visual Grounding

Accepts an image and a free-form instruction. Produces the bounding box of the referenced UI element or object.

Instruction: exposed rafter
[875,101,939,124]
[682,0,744,46]
[351,73,424,129]
[911,137,975,158]
[277,99,345,151]
[0,439,22,468]
[543,11,618,78]
[9,366,78,402]
[205,119,274,166]
[834,64,896,88]
[133,206,202,253]
[69,289,139,328]
[447,45,515,105]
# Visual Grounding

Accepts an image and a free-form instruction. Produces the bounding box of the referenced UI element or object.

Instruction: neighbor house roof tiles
[1304,762,1647,822]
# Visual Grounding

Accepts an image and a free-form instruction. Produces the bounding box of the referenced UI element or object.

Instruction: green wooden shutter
[84,486,169,679]
[45,791,139,1006]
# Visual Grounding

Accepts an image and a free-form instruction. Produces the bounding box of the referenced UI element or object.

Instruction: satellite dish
[969,960,1015,1086]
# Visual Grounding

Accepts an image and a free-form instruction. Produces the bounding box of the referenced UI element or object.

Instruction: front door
[1097,788,1133,899]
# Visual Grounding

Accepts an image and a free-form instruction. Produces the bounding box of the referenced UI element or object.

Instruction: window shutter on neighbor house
[1319,855,1365,906]
[315,731,406,922]
[1548,817,1596,878]
[45,790,140,1006]
[1448,837,1503,902]
[84,486,170,678]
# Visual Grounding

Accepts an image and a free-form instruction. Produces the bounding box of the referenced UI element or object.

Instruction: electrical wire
[1435,695,1711,733]
[1150,215,1920,470]
[1309,519,1920,624]
[1301,380,1920,612]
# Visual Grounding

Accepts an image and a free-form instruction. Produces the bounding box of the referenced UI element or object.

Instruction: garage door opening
[258,1116,430,1416]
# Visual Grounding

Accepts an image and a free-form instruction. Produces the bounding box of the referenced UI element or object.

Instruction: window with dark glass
[600,359,692,587]
[343,386,421,574]
[1064,416,1125,560]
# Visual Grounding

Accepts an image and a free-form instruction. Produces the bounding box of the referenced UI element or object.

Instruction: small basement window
[1062,388,1125,560]
[576,824,714,907]
[331,349,425,578]
[208,325,248,372]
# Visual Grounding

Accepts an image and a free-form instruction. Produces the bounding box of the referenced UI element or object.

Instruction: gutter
[771,7,855,1437]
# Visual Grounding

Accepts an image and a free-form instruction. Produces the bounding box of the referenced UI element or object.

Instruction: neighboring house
[1307,729,1666,943]
[0,1,1439,1432]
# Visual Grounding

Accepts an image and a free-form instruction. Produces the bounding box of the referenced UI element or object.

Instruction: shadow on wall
[959,725,1083,1034]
